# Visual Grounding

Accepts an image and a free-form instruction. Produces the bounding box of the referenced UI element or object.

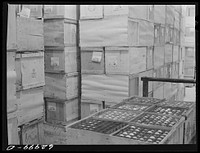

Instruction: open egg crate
[157,100,195,109]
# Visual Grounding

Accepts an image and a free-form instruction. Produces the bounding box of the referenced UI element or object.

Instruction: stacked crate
[50,96,185,144]
[7,4,19,145]
[43,5,80,126]
[80,5,155,117]
[15,5,45,144]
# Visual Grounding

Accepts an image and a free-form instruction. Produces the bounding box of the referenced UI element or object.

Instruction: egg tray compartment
[130,112,182,128]
[69,117,128,134]
[112,102,152,112]
[146,105,188,117]
[92,109,142,122]
[123,96,165,105]
[113,124,171,144]
[157,100,195,109]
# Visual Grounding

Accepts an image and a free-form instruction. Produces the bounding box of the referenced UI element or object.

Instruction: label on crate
[48,102,56,111]
[51,57,60,67]
[92,51,102,63]
[88,5,97,12]
[19,7,30,18]
[44,5,53,13]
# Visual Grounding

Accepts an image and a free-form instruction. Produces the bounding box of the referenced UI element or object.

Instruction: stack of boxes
[80,5,155,118]
[43,5,80,126]
[7,4,19,145]
[15,5,45,144]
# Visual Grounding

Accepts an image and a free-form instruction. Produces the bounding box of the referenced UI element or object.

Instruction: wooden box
[44,72,78,100]
[153,46,165,69]
[15,51,45,91]
[80,16,154,47]
[45,98,79,125]
[7,51,15,72]
[44,19,77,47]
[105,47,147,75]
[16,17,44,51]
[7,112,19,145]
[154,5,166,24]
[146,46,154,70]
[82,74,139,103]
[45,47,77,73]
[164,44,173,64]
[104,5,154,21]
[166,6,175,26]
[44,5,77,20]
[21,5,43,18]
[40,122,68,144]
[173,45,179,62]
[81,98,103,119]
[81,47,105,74]
[16,87,44,126]
[19,119,44,144]
[7,4,17,51]
[80,5,103,19]
[7,71,17,101]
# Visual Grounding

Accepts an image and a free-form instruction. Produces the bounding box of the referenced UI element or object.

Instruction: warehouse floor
[184,85,196,144]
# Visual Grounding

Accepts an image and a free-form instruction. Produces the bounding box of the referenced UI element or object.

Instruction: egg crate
[112,102,152,112]
[112,124,171,144]
[130,112,182,128]
[157,101,195,109]
[92,109,142,122]
[123,96,165,105]
[146,105,188,117]
[69,117,128,134]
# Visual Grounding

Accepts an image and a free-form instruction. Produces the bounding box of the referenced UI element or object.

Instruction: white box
[16,87,44,126]
[44,72,78,100]
[44,5,77,20]
[80,5,103,19]
[15,51,45,90]
[105,47,147,75]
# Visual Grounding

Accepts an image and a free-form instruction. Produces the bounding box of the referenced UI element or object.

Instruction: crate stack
[80,5,155,118]
[15,5,45,144]
[43,5,80,126]
[7,4,19,145]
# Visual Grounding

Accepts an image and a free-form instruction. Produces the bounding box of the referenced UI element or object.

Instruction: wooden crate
[153,46,165,69]
[21,5,43,18]
[146,46,154,70]
[15,51,45,91]
[44,72,78,100]
[80,16,154,47]
[81,98,103,119]
[81,47,105,74]
[16,17,44,51]
[45,98,79,125]
[82,74,142,103]
[18,119,44,145]
[40,122,68,144]
[44,5,77,20]
[164,44,173,64]
[44,19,77,47]
[61,118,183,144]
[7,112,19,145]
[154,5,166,24]
[45,47,77,74]
[16,87,44,126]
[166,6,175,26]
[104,5,154,21]
[173,45,179,62]
[7,71,17,101]
[105,47,147,75]
[7,4,17,51]
[80,5,103,19]
[7,51,15,72]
